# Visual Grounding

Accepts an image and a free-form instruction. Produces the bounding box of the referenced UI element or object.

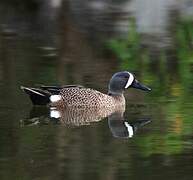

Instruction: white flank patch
[50,95,62,102]
[125,72,134,88]
[50,109,61,118]
[124,122,134,138]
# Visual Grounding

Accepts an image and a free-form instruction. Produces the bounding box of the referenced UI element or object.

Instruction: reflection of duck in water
[108,111,151,138]
[21,71,151,108]
[23,105,125,127]
[22,105,150,138]
[49,105,125,126]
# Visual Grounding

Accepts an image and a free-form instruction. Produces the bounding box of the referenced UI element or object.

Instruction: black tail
[21,86,51,105]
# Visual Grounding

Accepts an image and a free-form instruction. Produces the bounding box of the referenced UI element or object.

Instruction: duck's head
[108,71,151,95]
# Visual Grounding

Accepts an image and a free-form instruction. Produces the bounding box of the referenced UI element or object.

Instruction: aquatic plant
[106,18,193,156]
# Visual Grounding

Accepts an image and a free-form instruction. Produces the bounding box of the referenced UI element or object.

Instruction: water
[0,0,193,180]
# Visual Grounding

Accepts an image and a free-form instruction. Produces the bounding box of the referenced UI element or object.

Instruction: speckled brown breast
[57,87,125,108]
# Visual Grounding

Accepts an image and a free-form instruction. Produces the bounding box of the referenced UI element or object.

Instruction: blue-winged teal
[21,71,151,108]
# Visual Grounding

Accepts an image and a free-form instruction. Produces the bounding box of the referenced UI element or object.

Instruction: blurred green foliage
[107,20,140,70]
[176,19,193,92]
[107,18,193,156]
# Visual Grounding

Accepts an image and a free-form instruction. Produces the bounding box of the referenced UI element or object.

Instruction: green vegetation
[107,18,193,156]
[107,20,141,70]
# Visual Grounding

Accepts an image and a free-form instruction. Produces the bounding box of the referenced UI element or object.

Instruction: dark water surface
[0,1,193,180]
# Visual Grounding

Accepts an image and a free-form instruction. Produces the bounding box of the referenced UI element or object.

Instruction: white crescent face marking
[125,72,134,88]
[50,95,62,102]
[124,122,134,138]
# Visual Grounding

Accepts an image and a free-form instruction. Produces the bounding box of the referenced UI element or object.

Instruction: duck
[21,71,151,108]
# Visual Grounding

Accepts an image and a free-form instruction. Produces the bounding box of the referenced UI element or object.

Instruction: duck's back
[58,87,114,107]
